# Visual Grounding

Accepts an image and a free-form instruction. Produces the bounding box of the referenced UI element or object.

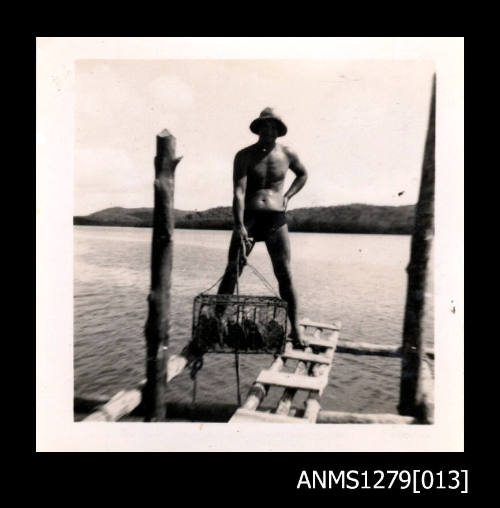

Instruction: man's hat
[249,107,287,137]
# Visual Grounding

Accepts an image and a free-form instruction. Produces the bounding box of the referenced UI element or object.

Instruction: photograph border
[36,37,464,453]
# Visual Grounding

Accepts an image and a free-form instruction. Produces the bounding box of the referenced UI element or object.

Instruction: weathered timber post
[143,129,182,421]
[398,75,435,422]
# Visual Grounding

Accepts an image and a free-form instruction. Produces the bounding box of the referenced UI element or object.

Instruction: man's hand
[235,224,253,262]
[283,195,289,211]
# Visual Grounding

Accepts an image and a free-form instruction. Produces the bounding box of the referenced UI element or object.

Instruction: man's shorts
[243,209,287,242]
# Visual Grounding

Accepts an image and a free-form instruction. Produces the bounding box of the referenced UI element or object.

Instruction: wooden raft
[229,319,341,424]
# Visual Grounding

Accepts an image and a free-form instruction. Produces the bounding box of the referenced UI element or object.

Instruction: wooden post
[143,129,182,421]
[398,75,435,420]
[418,358,435,423]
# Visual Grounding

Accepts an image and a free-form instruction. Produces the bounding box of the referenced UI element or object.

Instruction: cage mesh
[191,293,288,354]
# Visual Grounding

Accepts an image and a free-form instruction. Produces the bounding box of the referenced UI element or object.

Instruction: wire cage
[191,293,288,355]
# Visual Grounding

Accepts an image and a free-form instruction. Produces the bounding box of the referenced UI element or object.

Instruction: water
[74,226,433,415]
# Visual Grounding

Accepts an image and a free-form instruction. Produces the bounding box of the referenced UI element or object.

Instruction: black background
[32,25,469,502]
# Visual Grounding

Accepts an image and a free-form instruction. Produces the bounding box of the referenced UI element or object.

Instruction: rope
[199,239,280,298]
[200,274,225,295]
[236,249,240,298]
[190,357,204,379]
[235,351,242,406]
[246,263,280,298]
[190,357,204,406]
[191,377,197,408]
[235,249,241,405]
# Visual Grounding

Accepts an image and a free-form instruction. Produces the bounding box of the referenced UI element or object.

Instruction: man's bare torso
[238,143,291,211]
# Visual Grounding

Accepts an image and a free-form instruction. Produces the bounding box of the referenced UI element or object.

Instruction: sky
[75,59,435,216]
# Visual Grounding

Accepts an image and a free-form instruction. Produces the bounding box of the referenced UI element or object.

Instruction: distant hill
[74,204,416,235]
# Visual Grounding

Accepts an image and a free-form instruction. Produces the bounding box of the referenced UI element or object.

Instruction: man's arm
[232,150,247,229]
[283,147,308,209]
[232,151,252,255]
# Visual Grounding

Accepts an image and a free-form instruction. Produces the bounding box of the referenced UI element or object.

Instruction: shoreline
[74,203,416,236]
[73,224,412,236]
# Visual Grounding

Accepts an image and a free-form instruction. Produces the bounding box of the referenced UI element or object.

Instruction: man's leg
[217,231,253,296]
[265,225,306,347]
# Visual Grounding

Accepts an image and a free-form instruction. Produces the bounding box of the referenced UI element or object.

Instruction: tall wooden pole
[398,75,436,421]
[143,129,182,421]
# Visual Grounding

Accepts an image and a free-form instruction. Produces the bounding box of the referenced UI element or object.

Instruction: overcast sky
[75,59,435,215]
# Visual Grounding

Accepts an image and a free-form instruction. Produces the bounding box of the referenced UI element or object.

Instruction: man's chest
[248,151,289,181]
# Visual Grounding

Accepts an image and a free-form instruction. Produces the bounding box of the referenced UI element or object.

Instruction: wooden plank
[303,335,337,349]
[300,319,342,331]
[317,411,416,424]
[281,350,332,365]
[256,370,326,392]
[229,408,308,424]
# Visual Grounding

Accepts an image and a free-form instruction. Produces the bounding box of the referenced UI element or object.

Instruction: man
[217,107,308,347]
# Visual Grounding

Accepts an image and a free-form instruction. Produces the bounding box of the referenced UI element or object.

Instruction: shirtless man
[217,107,308,346]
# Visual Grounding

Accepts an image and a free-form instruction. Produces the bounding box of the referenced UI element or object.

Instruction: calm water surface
[74,226,433,415]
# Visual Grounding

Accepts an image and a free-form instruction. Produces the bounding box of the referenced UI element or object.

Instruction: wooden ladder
[229,319,341,423]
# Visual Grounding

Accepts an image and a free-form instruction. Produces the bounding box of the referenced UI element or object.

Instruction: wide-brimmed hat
[249,107,287,137]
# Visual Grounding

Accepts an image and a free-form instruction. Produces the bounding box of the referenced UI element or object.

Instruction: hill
[74,204,415,235]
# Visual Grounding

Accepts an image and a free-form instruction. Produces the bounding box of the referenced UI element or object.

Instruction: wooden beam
[78,398,242,422]
[82,384,144,422]
[143,129,182,422]
[317,411,417,424]
[79,380,147,421]
[299,320,435,360]
[336,340,434,359]
[336,340,401,357]
[229,408,307,424]
[399,75,435,418]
